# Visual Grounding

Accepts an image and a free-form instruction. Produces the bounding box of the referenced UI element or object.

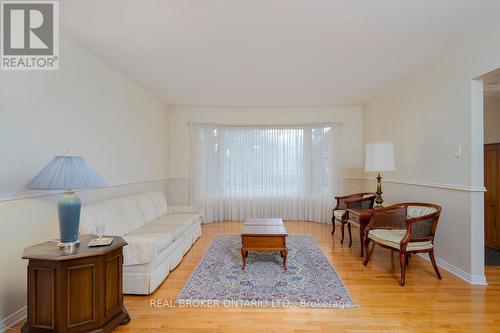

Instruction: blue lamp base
[57,191,81,249]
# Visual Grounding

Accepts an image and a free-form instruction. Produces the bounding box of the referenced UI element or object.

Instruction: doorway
[482,69,500,267]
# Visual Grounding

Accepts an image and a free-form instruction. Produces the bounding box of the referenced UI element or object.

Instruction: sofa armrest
[167,205,202,215]
[122,235,156,266]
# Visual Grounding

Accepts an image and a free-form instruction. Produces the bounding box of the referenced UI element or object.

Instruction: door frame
[470,79,487,284]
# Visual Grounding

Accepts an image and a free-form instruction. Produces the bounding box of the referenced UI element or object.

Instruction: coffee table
[241,218,288,270]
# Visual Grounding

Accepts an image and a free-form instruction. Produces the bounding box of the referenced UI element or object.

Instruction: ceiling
[61,0,500,107]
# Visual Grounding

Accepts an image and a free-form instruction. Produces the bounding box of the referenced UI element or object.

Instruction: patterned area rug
[177,235,354,308]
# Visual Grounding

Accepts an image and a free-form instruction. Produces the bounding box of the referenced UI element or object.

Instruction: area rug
[177,235,354,308]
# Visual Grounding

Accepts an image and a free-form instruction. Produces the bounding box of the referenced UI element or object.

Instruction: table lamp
[365,142,395,207]
[27,155,106,249]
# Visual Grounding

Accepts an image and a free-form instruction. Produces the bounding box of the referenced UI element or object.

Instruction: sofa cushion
[150,190,168,217]
[123,232,174,265]
[80,201,127,236]
[136,192,161,223]
[167,206,201,214]
[368,229,433,251]
[137,191,168,223]
[151,213,200,229]
[113,196,146,234]
[133,223,188,240]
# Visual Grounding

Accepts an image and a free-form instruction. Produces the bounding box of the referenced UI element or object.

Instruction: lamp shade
[27,156,106,190]
[365,142,396,172]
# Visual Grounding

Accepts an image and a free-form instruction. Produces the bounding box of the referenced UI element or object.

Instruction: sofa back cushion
[80,190,168,236]
[151,190,168,216]
[136,190,168,223]
[113,195,147,234]
[80,201,127,236]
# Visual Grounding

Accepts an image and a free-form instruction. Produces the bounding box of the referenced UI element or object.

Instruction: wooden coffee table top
[241,225,287,236]
[242,218,286,235]
[244,218,284,226]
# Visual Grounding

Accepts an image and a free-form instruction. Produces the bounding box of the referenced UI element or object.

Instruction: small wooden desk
[241,218,288,270]
[346,208,373,257]
[22,235,130,333]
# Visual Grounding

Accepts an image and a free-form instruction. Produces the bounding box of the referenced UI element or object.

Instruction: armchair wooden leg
[331,217,336,235]
[347,222,352,248]
[429,249,442,280]
[340,222,345,244]
[360,227,365,257]
[399,253,406,286]
[363,238,371,266]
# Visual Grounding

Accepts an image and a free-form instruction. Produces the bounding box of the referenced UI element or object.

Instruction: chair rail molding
[344,177,486,192]
[0,177,169,203]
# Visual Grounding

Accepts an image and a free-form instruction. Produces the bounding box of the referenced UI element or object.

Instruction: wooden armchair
[362,202,442,286]
[332,193,376,247]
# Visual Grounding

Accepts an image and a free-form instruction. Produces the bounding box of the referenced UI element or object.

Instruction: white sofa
[80,190,202,295]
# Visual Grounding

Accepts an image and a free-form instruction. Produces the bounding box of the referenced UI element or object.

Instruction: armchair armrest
[167,205,202,215]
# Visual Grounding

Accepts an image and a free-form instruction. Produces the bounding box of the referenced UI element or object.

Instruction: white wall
[0,34,168,327]
[363,25,500,284]
[167,106,365,205]
[484,96,500,144]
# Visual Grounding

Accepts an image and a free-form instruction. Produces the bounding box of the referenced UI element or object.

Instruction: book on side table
[88,237,114,247]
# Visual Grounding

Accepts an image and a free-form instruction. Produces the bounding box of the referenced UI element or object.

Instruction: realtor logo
[1,0,59,70]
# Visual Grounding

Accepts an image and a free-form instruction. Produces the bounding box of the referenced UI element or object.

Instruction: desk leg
[360,225,364,257]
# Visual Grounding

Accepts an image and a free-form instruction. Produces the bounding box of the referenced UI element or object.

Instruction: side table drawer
[348,213,361,225]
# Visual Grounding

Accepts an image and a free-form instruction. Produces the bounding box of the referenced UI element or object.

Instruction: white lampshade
[365,142,396,172]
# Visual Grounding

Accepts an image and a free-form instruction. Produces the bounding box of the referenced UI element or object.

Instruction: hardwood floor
[14,221,500,332]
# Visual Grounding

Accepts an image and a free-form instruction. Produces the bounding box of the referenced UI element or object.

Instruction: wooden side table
[22,235,130,333]
[346,208,373,257]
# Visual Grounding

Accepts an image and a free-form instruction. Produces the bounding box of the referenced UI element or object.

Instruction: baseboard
[0,306,26,333]
[417,254,488,285]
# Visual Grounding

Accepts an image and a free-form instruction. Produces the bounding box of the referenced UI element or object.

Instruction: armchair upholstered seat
[363,202,442,286]
[333,209,347,220]
[367,229,433,251]
[332,193,376,247]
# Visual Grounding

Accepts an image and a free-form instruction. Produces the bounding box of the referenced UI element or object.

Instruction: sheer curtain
[189,122,342,223]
